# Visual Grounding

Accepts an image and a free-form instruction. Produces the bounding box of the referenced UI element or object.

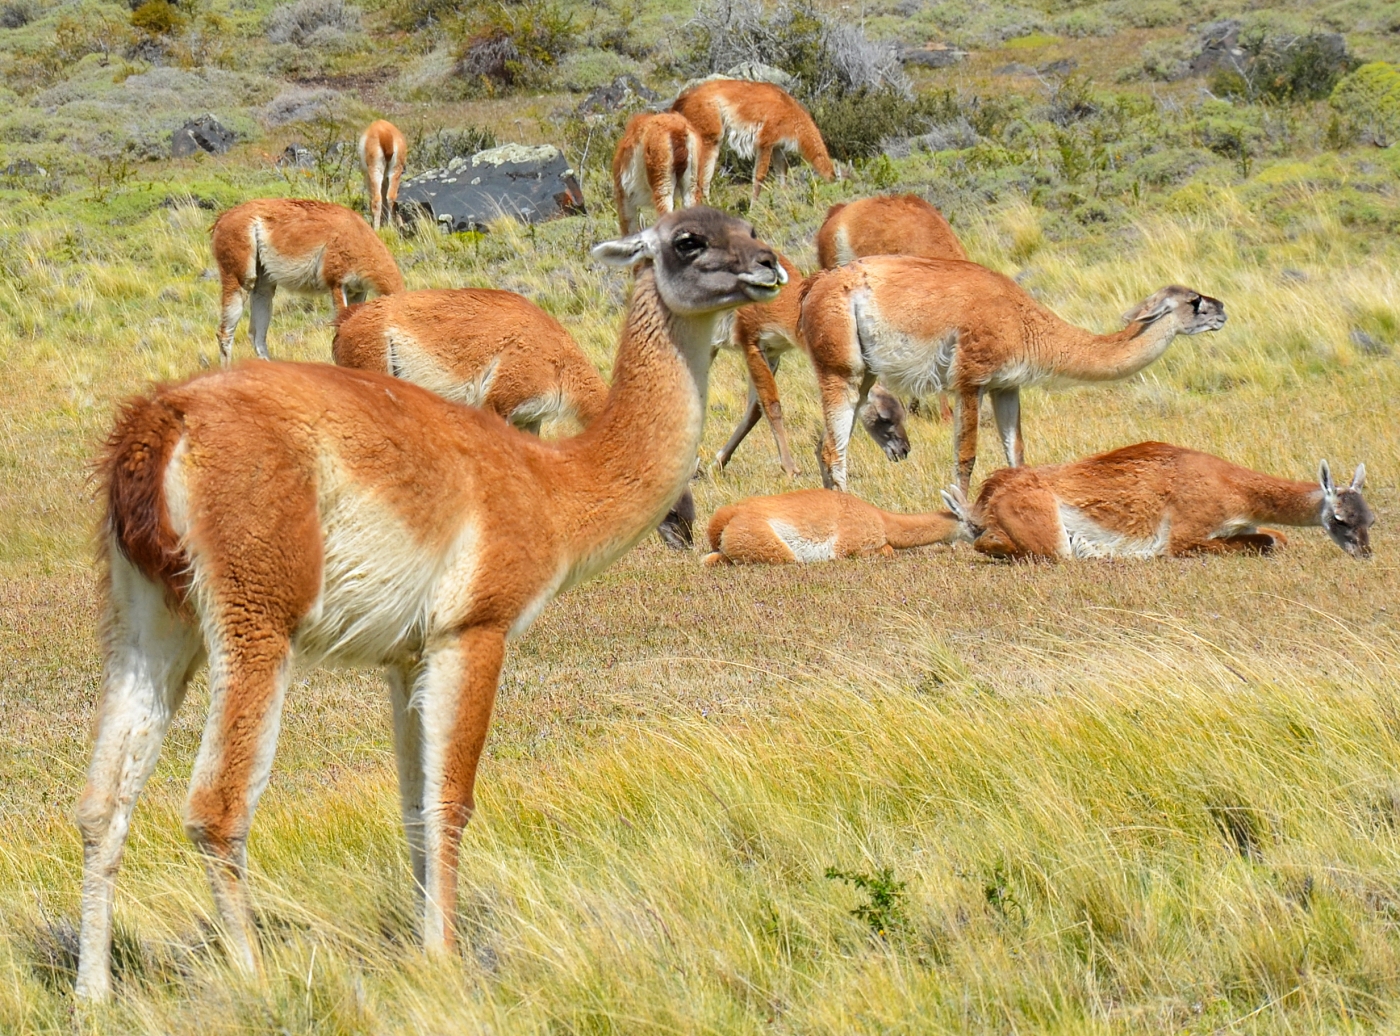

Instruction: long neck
[1239,473,1325,527]
[880,509,965,549]
[550,268,717,584]
[1041,312,1180,383]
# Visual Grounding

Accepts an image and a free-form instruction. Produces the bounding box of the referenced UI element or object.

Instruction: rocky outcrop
[171,114,234,158]
[396,143,585,232]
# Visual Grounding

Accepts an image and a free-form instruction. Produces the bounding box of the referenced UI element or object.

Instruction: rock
[277,142,315,169]
[1040,58,1077,78]
[3,159,47,178]
[576,74,659,115]
[899,42,967,69]
[1351,328,1391,356]
[994,62,1036,76]
[1188,20,1243,78]
[677,62,797,97]
[397,143,585,233]
[171,114,234,158]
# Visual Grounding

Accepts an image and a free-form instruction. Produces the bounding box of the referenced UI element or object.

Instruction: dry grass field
[4,2,1400,1029]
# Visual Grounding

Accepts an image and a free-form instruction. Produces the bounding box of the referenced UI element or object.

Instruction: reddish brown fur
[705,487,965,565]
[359,119,408,230]
[816,194,967,269]
[671,79,835,200]
[612,112,701,234]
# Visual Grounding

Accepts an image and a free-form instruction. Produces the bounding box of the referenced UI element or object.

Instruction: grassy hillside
[3,0,1400,1031]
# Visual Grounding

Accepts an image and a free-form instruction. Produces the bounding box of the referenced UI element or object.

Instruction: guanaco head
[1123,286,1226,336]
[1319,460,1374,559]
[592,206,785,316]
[859,384,911,462]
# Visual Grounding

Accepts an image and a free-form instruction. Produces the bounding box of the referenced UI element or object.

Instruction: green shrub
[810,88,962,161]
[1331,61,1400,147]
[130,0,184,36]
[455,0,573,93]
[1211,31,1355,103]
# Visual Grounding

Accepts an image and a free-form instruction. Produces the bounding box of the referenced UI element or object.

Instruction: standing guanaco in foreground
[946,442,1373,560]
[332,287,697,548]
[713,253,909,476]
[671,79,835,200]
[212,198,404,364]
[359,119,407,230]
[705,487,970,565]
[798,257,1226,491]
[74,207,784,1001]
[612,112,702,234]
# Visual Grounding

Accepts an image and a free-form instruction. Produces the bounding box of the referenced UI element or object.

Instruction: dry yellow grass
[1,155,1398,1032]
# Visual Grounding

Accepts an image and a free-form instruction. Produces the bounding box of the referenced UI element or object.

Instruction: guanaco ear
[1319,459,1335,497]
[1122,289,1178,325]
[941,484,970,523]
[1351,463,1366,490]
[592,227,660,268]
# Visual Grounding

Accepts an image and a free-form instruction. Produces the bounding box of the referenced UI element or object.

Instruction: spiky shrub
[455,0,574,94]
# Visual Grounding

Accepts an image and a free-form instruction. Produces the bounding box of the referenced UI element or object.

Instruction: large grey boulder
[396,143,585,232]
[172,114,234,158]
[576,74,659,114]
[899,42,967,69]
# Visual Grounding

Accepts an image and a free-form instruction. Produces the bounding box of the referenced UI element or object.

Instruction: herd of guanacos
[69,79,1378,1001]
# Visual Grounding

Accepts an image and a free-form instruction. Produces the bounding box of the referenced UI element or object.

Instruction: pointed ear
[591,227,659,268]
[941,484,970,522]
[1319,459,1335,497]
[1351,463,1366,490]
[1122,290,1177,326]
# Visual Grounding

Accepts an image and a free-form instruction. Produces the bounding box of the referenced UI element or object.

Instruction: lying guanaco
[75,207,784,1001]
[799,257,1225,491]
[212,197,404,364]
[671,79,836,200]
[945,442,1373,560]
[359,119,407,231]
[705,487,970,565]
[612,112,701,234]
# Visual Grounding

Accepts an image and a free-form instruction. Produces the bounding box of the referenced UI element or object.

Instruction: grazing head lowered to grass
[74,205,782,1002]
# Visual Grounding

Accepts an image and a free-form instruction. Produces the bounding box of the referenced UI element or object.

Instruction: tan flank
[671,79,835,200]
[73,207,785,1002]
[816,194,968,269]
[612,112,702,235]
[211,198,404,364]
[949,442,1374,561]
[714,253,909,476]
[816,193,969,423]
[359,119,407,231]
[798,256,1226,491]
[333,287,696,548]
[705,487,970,566]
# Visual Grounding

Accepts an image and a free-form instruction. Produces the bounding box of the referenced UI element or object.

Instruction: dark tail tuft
[97,393,190,603]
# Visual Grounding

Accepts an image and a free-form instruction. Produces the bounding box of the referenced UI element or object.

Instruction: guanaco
[612,112,701,234]
[332,287,697,548]
[713,253,910,476]
[212,197,404,364]
[705,487,970,565]
[798,257,1226,491]
[74,207,784,1001]
[359,119,407,230]
[945,442,1373,560]
[671,79,835,200]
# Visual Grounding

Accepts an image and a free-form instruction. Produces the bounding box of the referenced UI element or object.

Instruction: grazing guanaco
[612,112,701,234]
[359,119,407,230]
[798,256,1226,491]
[212,198,404,364]
[713,253,910,476]
[815,193,968,422]
[671,79,835,200]
[705,487,970,565]
[332,287,697,548]
[945,442,1373,560]
[74,207,784,1002]
[816,194,967,269]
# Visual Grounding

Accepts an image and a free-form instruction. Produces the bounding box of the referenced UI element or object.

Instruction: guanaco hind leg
[247,275,276,360]
[75,556,204,1001]
[953,389,983,491]
[387,661,427,894]
[817,371,863,491]
[217,273,246,366]
[989,387,1024,467]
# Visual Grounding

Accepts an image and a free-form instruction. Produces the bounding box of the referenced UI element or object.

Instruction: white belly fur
[769,519,838,563]
[855,291,956,399]
[1057,503,1170,559]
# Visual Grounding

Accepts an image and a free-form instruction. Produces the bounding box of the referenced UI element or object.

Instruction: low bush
[810,88,963,161]
[1331,61,1400,147]
[455,0,573,94]
[0,0,35,29]
[1210,31,1355,103]
[413,125,498,169]
[265,0,361,48]
[129,0,184,37]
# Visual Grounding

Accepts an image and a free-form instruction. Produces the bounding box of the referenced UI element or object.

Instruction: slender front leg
[989,387,1024,467]
[217,274,245,366]
[696,139,719,202]
[817,371,862,491]
[386,160,404,228]
[752,145,774,200]
[387,661,427,895]
[419,626,506,953]
[366,158,384,229]
[953,388,982,492]
[248,275,276,361]
[714,388,763,474]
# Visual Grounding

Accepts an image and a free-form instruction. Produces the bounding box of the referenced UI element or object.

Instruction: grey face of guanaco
[1319,460,1375,559]
[1125,285,1227,335]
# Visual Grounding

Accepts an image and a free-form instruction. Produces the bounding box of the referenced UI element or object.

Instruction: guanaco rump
[359,119,407,230]
[671,79,836,200]
[212,197,404,364]
[332,287,697,548]
[74,207,784,1001]
[713,253,910,476]
[798,257,1226,491]
[612,112,701,234]
[705,487,970,565]
[946,442,1373,560]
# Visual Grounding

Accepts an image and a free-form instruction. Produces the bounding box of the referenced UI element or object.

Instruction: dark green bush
[1210,31,1354,103]
[455,0,573,93]
[130,0,185,36]
[811,89,963,161]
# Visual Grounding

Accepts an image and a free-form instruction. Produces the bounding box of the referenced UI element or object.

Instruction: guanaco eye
[673,233,706,259]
